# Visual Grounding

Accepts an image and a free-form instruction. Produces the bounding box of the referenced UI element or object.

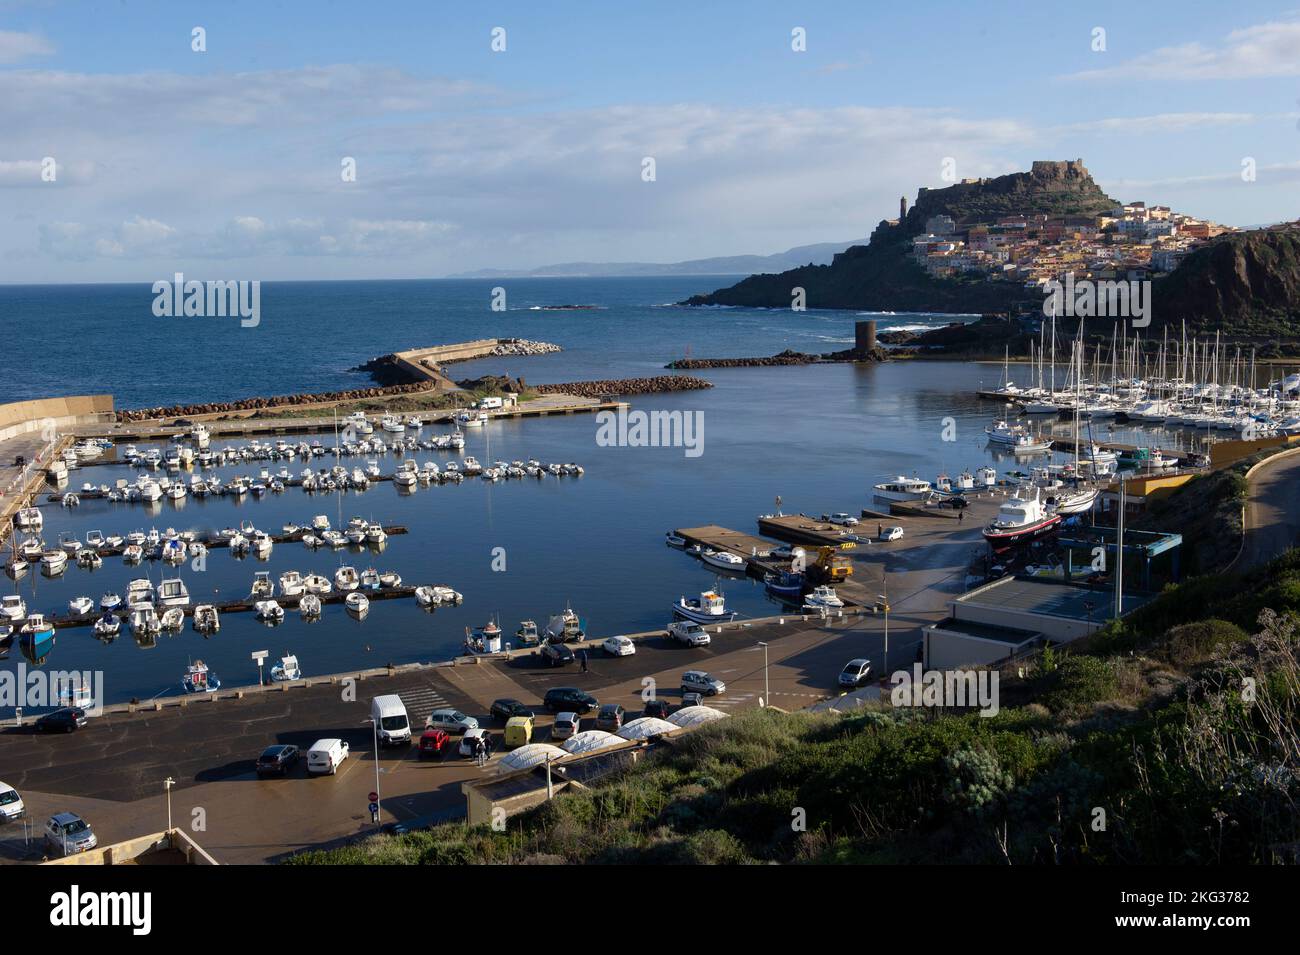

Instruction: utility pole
[757,642,770,707]
[164,777,175,832]
[1114,481,1125,618]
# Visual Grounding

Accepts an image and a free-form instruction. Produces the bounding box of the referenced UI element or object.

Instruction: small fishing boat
[122,544,144,564]
[182,659,220,694]
[464,618,502,654]
[699,549,746,572]
[15,506,43,532]
[19,613,56,663]
[664,531,687,548]
[360,567,381,590]
[126,578,155,609]
[270,653,301,683]
[673,590,736,624]
[192,604,220,633]
[4,558,28,579]
[68,596,95,616]
[100,592,123,613]
[250,571,275,599]
[278,570,305,597]
[157,577,190,607]
[378,570,401,589]
[160,608,185,631]
[764,569,806,602]
[544,606,585,643]
[93,613,121,639]
[515,619,540,645]
[334,566,360,591]
[1,594,26,622]
[130,605,161,636]
[344,592,369,615]
[255,599,284,622]
[41,549,68,575]
[303,574,332,595]
[872,476,934,502]
[802,585,845,611]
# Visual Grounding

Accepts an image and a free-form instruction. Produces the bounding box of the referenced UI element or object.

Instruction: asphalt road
[1239,449,1300,569]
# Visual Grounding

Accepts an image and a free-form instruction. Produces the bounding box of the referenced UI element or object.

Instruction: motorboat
[1048,486,1099,517]
[270,654,301,683]
[380,414,405,433]
[378,571,401,589]
[250,571,275,599]
[251,531,274,558]
[15,506,43,532]
[456,410,488,429]
[94,614,121,639]
[515,619,540,645]
[344,592,369,615]
[802,585,845,611]
[160,608,185,631]
[76,547,103,569]
[976,466,998,487]
[366,523,387,545]
[299,593,322,618]
[303,574,332,595]
[673,590,736,624]
[982,489,1062,552]
[334,566,360,591]
[464,618,502,654]
[100,592,123,613]
[544,606,585,643]
[130,605,161,636]
[664,531,687,548]
[182,659,220,694]
[278,570,305,597]
[0,595,26,622]
[157,577,190,606]
[872,476,934,502]
[255,599,284,621]
[126,578,155,609]
[699,549,746,572]
[41,549,68,575]
[192,604,220,633]
[123,544,145,564]
[68,596,95,616]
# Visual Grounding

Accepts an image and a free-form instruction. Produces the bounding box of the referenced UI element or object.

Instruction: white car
[602,635,636,657]
[0,781,24,822]
[551,712,580,740]
[880,526,904,541]
[838,658,873,689]
[458,727,489,757]
[827,512,859,526]
[667,621,711,647]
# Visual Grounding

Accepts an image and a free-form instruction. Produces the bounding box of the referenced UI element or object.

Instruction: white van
[0,781,24,821]
[306,738,350,775]
[371,694,411,746]
[477,396,503,410]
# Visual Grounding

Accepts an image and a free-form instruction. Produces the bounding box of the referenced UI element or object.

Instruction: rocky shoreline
[115,382,436,423]
[665,346,888,369]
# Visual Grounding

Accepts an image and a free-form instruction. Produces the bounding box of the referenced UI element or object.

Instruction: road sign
[369,791,379,803]
[369,802,379,814]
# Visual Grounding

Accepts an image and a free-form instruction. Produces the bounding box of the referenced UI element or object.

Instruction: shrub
[1159,618,1250,667]
[1038,656,1119,713]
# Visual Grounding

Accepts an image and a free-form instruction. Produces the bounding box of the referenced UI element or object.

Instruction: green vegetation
[291,548,1300,864]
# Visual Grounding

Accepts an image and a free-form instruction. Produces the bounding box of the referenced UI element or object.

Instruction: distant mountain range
[446,240,870,279]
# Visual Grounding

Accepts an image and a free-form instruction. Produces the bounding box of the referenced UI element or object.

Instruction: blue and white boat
[764,570,806,602]
[19,614,56,663]
[182,659,220,694]
[672,590,737,624]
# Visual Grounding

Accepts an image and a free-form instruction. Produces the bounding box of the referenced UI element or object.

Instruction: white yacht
[872,476,933,502]
[802,585,845,611]
[157,577,191,607]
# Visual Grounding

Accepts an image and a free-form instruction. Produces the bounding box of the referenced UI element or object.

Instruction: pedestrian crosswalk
[398,682,452,726]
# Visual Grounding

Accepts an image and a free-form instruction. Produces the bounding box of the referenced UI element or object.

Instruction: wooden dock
[676,524,777,559]
[757,513,859,549]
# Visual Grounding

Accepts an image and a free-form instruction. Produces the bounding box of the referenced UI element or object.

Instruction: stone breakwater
[666,347,887,369]
[534,376,712,398]
[115,382,434,423]
[483,339,562,359]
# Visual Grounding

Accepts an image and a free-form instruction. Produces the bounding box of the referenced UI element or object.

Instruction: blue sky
[1,0,1298,281]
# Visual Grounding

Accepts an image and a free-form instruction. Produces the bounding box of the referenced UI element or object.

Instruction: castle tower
[900,196,908,219]
[855,320,877,353]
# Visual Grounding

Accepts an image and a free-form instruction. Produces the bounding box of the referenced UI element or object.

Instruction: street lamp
[757,641,770,708]
[163,777,176,832]
[878,568,890,675]
[363,717,382,829]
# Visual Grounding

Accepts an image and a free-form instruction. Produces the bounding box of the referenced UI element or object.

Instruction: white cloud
[0,29,52,63]
[1066,19,1300,81]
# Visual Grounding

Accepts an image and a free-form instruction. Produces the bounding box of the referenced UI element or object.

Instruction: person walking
[579,648,589,673]
[474,735,486,767]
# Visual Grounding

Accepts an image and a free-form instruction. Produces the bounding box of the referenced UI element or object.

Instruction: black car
[543,687,599,715]
[938,495,969,509]
[490,698,535,722]
[542,642,574,667]
[35,708,87,733]
[255,744,300,777]
[643,699,673,720]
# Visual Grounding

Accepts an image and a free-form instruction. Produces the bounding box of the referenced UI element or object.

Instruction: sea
[0,277,1206,708]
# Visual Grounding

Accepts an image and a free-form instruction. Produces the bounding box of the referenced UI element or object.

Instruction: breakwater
[115,382,436,423]
[666,346,887,369]
[533,376,712,398]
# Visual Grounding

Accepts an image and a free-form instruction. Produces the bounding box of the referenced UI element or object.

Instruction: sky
[1,0,1298,283]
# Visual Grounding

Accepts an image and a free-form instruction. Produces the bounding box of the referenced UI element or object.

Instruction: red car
[418,728,451,759]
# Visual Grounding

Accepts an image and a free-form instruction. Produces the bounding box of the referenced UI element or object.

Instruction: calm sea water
[0,278,1201,707]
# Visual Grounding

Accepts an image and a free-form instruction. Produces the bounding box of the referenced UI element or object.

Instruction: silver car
[44,812,97,856]
[425,708,480,734]
[680,670,726,696]
[839,658,873,688]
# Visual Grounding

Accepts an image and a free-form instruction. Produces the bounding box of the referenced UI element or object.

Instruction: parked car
[666,621,711,647]
[643,699,673,720]
[35,707,87,733]
[426,708,480,734]
[306,738,350,775]
[255,744,300,777]
[594,703,626,731]
[44,812,97,856]
[937,495,969,509]
[0,782,25,822]
[418,728,451,759]
[543,687,599,715]
[880,526,904,541]
[551,711,580,740]
[680,670,726,696]
[490,698,535,722]
[602,635,636,657]
[542,642,575,667]
[680,691,705,709]
[826,512,860,526]
[838,658,873,689]
[504,716,534,748]
[459,727,490,758]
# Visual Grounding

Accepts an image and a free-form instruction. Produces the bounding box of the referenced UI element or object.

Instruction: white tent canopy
[495,742,568,774]
[616,717,678,740]
[667,705,728,729]
[561,730,624,755]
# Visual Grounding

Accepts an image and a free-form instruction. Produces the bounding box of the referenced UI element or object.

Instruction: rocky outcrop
[665,346,888,368]
[682,159,1118,313]
[534,376,712,398]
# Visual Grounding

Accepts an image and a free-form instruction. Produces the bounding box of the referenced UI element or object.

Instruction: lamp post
[878,569,890,675]
[163,777,175,832]
[757,641,770,707]
[364,717,381,828]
